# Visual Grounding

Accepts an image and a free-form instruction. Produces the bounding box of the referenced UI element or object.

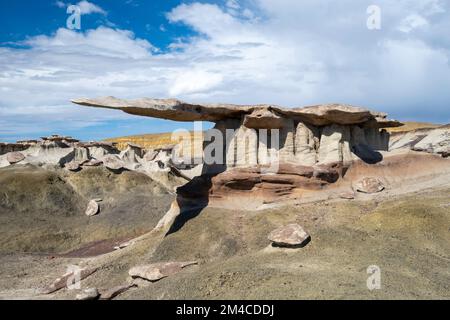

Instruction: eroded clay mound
[0,165,174,254]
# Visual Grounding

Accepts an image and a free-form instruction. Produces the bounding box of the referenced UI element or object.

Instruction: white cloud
[398,14,429,33]
[54,0,106,15]
[2,0,450,141]
[170,70,223,96]
[77,0,106,15]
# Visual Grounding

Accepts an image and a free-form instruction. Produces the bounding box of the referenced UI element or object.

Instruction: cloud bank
[1,0,449,141]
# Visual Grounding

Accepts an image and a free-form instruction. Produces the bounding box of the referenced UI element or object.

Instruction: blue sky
[0,0,449,142]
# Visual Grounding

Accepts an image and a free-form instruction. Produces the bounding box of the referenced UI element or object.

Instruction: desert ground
[0,151,449,300]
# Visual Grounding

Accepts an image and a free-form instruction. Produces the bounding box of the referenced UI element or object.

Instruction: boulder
[65,161,81,171]
[102,155,125,171]
[128,261,198,282]
[6,152,25,164]
[355,177,385,194]
[76,288,99,300]
[85,200,100,216]
[268,224,311,248]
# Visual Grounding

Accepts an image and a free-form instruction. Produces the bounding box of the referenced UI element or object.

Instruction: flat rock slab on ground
[268,223,311,248]
[100,284,136,300]
[39,267,97,295]
[339,191,355,199]
[76,288,99,300]
[129,261,198,282]
[355,177,385,194]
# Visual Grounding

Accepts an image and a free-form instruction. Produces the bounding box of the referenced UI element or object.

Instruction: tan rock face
[355,177,385,194]
[128,261,198,282]
[268,224,310,248]
[6,152,25,164]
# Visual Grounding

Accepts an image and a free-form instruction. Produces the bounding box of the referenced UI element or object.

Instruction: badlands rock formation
[0,134,193,191]
[72,97,406,202]
[73,97,402,170]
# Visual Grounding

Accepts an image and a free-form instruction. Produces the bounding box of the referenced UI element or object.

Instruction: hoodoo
[71,97,407,205]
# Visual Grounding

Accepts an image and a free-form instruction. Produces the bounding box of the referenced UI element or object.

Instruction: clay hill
[0,97,448,300]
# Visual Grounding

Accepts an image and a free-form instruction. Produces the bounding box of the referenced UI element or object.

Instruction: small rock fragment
[355,177,385,194]
[128,261,198,282]
[114,241,133,250]
[339,191,355,199]
[100,284,136,300]
[76,288,99,300]
[85,200,100,216]
[268,223,310,248]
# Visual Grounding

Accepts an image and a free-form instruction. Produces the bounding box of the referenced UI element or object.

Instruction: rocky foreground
[0,99,449,299]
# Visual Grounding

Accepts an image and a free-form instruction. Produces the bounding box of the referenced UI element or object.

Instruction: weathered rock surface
[339,191,356,200]
[85,200,100,216]
[72,97,401,170]
[268,224,311,248]
[65,161,81,171]
[39,267,97,295]
[102,155,126,171]
[76,288,99,300]
[354,177,385,194]
[72,97,402,127]
[389,126,450,158]
[128,261,198,282]
[6,152,25,164]
[100,284,136,300]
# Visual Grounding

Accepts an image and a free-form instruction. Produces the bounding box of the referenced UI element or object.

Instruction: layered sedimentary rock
[72,97,402,169]
[69,97,407,202]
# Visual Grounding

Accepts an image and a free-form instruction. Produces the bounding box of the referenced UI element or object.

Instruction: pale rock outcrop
[73,147,89,163]
[295,122,319,166]
[318,125,351,165]
[278,118,296,163]
[102,154,126,171]
[234,125,258,167]
[120,143,143,165]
